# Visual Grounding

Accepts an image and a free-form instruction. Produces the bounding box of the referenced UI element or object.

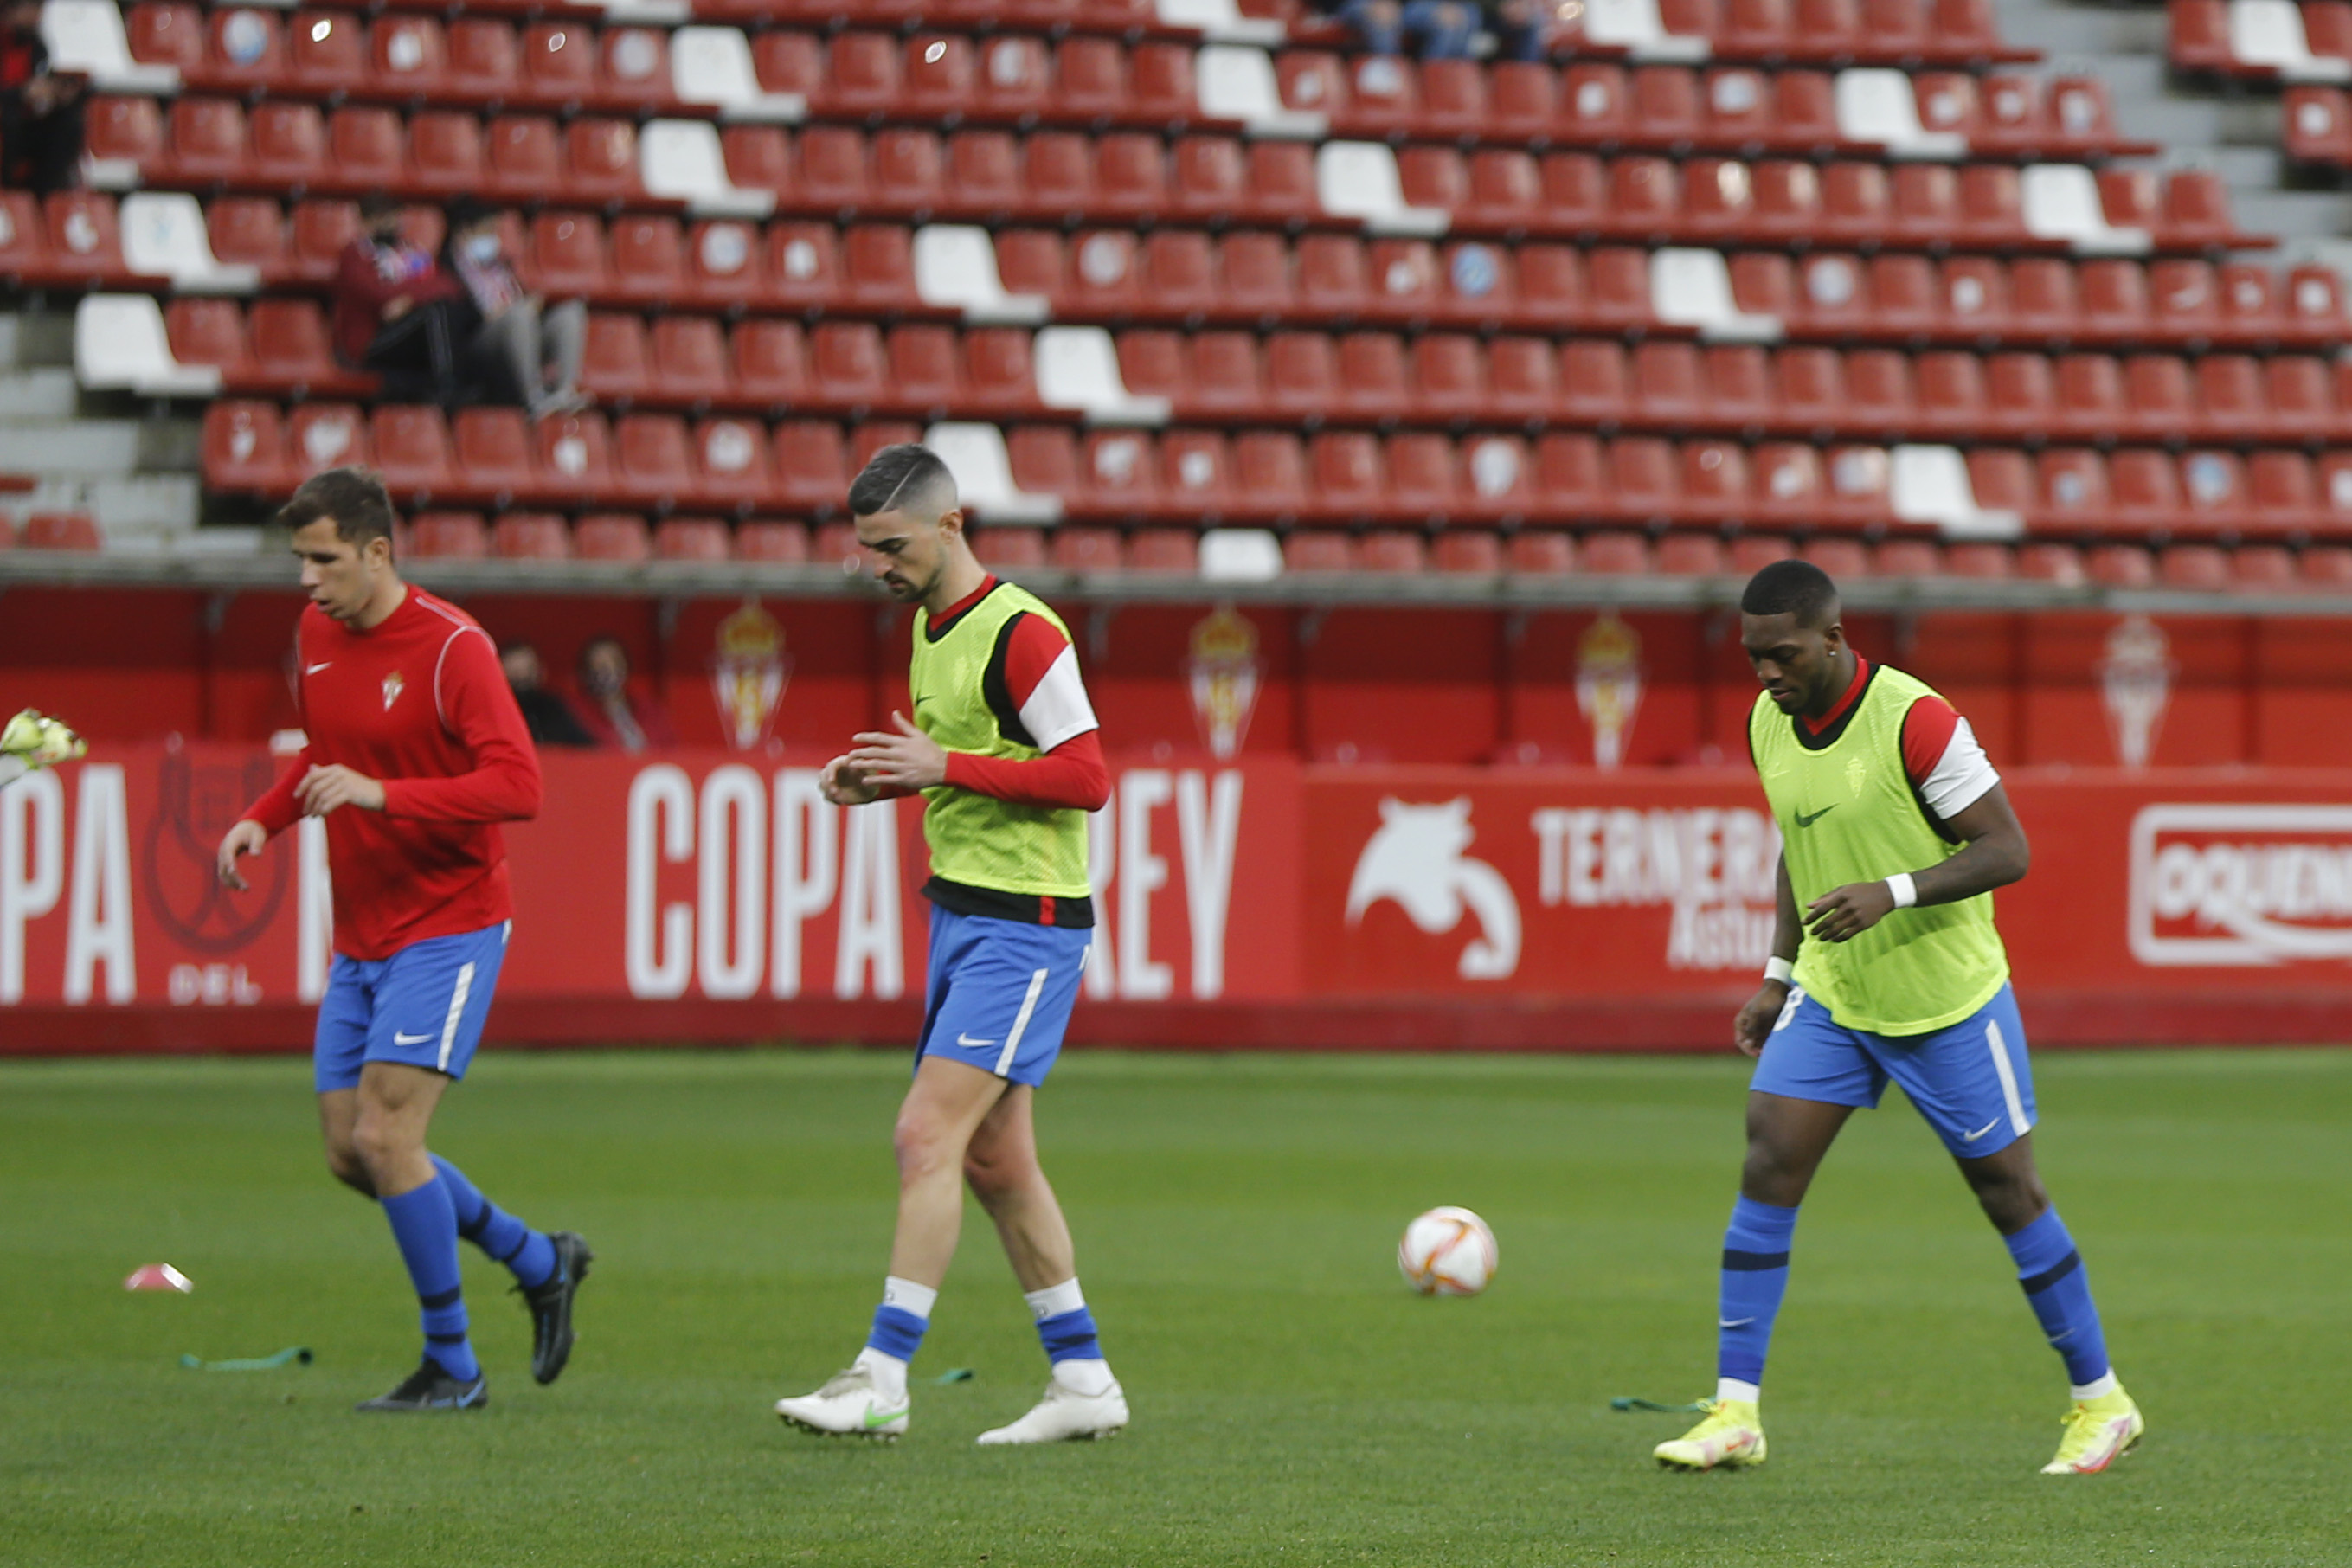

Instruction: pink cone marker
[124,1264,193,1293]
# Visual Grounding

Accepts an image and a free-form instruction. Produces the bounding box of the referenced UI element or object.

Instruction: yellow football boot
[1,709,86,771]
[1654,1399,1767,1470]
[2041,1385,2143,1474]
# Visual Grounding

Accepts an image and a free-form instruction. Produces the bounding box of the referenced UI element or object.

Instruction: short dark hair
[847,443,956,518]
[278,466,397,552]
[1740,558,1839,627]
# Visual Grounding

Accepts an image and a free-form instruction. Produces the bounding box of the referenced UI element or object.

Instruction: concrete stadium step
[0,311,74,372]
[0,369,82,422]
[2,474,203,536]
[1993,0,2169,57]
[0,416,196,479]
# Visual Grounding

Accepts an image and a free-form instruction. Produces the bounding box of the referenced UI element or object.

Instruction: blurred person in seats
[334,192,462,407]
[499,641,594,749]
[0,1,85,195]
[442,197,587,419]
[569,635,674,753]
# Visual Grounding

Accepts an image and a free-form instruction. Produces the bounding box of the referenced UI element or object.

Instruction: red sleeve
[242,751,310,837]
[378,628,545,823]
[1899,694,1961,787]
[943,730,1110,811]
[999,613,1069,708]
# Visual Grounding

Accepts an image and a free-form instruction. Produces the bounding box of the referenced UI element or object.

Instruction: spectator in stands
[569,635,676,753]
[334,192,463,407]
[0,0,85,196]
[442,197,588,419]
[501,641,595,749]
[1325,0,1546,59]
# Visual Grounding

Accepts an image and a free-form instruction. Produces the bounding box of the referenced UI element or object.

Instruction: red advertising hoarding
[5,747,2351,1053]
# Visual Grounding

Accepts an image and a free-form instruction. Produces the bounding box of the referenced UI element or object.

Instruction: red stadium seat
[607,216,686,307]
[327,108,406,194]
[2015,542,2083,584]
[372,16,448,99]
[409,112,487,197]
[521,21,597,105]
[1265,332,1338,418]
[766,222,842,312]
[872,129,944,212]
[492,512,571,561]
[487,116,562,201]
[408,511,489,560]
[1234,430,1308,516]
[167,96,247,184]
[813,322,889,408]
[288,403,371,484]
[1130,43,1197,122]
[773,419,850,512]
[947,131,1023,215]
[451,408,536,500]
[978,525,1048,568]
[649,516,727,562]
[974,36,1050,120]
[1579,532,1653,574]
[887,324,962,412]
[370,406,454,501]
[569,514,653,563]
[18,512,100,552]
[288,10,367,95]
[1947,541,2017,580]
[447,19,521,101]
[563,119,640,206]
[648,316,729,406]
[164,298,249,379]
[126,3,203,74]
[692,418,774,510]
[526,211,608,298]
[537,412,616,503]
[206,197,286,281]
[736,519,809,563]
[42,192,131,285]
[1127,527,1198,573]
[734,319,809,406]
[601,29,675,115]
[613,414,696,505]
[1506,530,1577,574]
[249,298,357,394]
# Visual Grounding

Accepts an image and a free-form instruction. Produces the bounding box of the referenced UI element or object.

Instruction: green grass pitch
[4,1046,2349,1566]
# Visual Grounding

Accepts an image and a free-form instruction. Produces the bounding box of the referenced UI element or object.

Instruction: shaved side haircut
[1740,558,1840,628]
[848,443,958,520]
[279,466,398,553]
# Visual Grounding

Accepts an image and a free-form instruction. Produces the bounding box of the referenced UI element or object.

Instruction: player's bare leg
[778,1057,1005,1438]
[963,1086,1075,1292]
[1954,1133,2049,1235]
[350,1062,447,1198]
[1739,1092,1854,1205]
[964,1083,1127,1444]
[1658,1093,1854,1470]
[887,1056,1012,1287]
[317,1089,377,1197]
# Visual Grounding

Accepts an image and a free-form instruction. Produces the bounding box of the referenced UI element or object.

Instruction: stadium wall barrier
[10,587,2352,771]
[5,747,2351,1055]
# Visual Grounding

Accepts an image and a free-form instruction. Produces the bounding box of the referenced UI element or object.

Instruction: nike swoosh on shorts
[1961,1118,2001,1142]
[393,1031,434,1045]
[956,1033,996,1048]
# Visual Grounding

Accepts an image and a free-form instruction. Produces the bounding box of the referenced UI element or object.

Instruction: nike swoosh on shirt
[305,662,332,674]
[956,1033,997,1048]
[1794,805,1836,828]
[1719,1317,1756,1328]
[393,1031,434,1046]
[1961,1118,2002,1142]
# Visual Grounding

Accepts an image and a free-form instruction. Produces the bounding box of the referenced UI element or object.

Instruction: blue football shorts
[313,921,511,1093]
[916,906,1091,1089]
[1749,981,2037,1158]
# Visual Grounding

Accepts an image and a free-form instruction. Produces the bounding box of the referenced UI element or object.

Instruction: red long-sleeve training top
[241,588,543,961]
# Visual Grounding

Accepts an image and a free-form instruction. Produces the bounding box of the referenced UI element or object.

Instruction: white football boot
[774,1366,909,1440]
[975,1377,1129,1444]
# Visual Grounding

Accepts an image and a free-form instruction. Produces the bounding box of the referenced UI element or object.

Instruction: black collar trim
[1790,660,1880,752]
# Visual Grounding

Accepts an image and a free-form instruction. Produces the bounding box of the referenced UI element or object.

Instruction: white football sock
[853,1347,909,1403]
[2070,1371,2119,1402]
[882,1276,939,1318]
[1051,1357,1115,1398]
[1022,1278,1086,1321]
[1716,1378,1761,1404]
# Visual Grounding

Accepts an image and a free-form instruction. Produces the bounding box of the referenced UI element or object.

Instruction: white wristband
[1763,956,1795,986]
[1886,872,1918,909]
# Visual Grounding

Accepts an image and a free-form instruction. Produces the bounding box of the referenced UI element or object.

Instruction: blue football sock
[2004,1208,2112,1390]
[381,1176,479,1384]
[431,1154,556,1290]
[1717,1195,1799,1391]
[864,1304,929,1363]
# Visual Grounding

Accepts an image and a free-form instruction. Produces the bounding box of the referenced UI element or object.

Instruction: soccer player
[772,444,1125,1445]
[215,467,591,1413]
[1654,560,2142,1475]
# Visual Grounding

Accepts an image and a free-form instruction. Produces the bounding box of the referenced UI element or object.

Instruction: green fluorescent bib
[909,582,1091,900]
[1750,663,2008,1036]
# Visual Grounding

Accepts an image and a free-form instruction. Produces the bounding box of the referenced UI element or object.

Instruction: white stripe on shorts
[996,967,1050,1078]
[438,961,477,1073]
[1985,1017,2030,1137]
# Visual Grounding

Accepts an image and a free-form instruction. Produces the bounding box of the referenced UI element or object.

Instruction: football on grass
[1398,1206,1497,1296]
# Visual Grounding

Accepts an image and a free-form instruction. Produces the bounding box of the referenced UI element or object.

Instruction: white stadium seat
[913,226,1049,325]
[1893,446,2022,539]
[1035,327,1172,427]
[121,193,261,293]
[638,120,777,218]
[668,28,806,123]
[922,422,1063,524]
[75,294,223,398]
[1314,144,1448,237]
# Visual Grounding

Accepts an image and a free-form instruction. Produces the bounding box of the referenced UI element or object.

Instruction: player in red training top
[215,468,592,1414]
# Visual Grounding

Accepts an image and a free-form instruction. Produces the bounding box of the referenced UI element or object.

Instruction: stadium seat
[288,200,357,286]
[408,511,489,560]
[286,402,370,485]
[1505,530,1576,574]
[446,19,520,101]
[488,116,562,201]
[492,511,571,561]
[526,211,608,298]
[327,107,406,193]
[19,511,101,551]
[288,10,367,95]
[537,411,615,504]
[370,406,454,502]
[736,519,810,563]
[614,413,695,505]
[773,419,850,512]
[581,313,652,402]
[250,297,364,396]
[409,112,487,197]
[575,512,652,562]
[450,408,536,502]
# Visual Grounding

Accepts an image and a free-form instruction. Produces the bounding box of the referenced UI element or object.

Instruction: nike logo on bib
[1795,805,1837,828]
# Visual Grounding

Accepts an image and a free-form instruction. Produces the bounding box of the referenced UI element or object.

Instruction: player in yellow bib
[1655,561,2143,1477]
[773,444,1128,1446]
